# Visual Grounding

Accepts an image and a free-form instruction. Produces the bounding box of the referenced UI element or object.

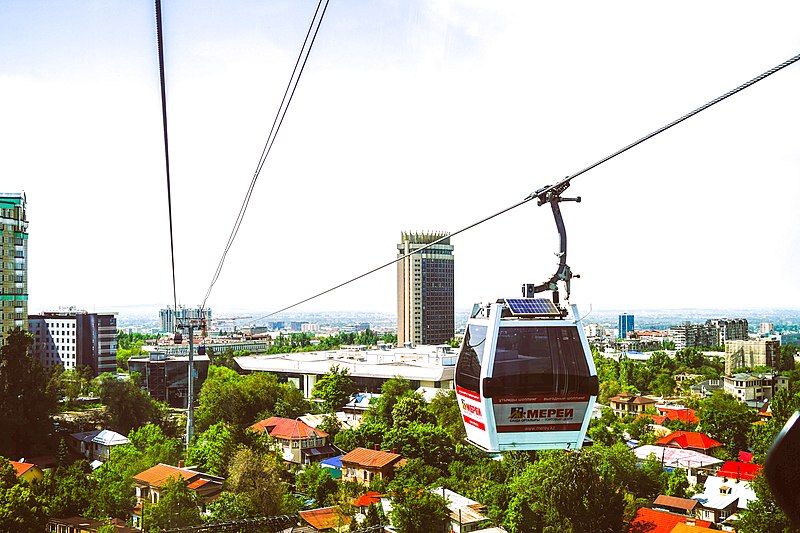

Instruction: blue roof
[321,455,343,469]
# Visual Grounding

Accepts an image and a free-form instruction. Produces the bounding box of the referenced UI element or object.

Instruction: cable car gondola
[455,183,598,451]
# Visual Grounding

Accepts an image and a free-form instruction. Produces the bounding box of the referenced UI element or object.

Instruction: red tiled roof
[716,461,762,481]
[655,431,722,451]
[653,495,698,512]
[341,447,403,469]
[670,523,717,533]
[299,506,349,530]
[738,450,754,463]
[629,508,711,533]
[250,417,328,440]
[656,407,699,424]
[10,461,35,478]
[352,491,383,507]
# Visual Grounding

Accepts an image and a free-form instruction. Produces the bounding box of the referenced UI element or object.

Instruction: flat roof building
[235,344,456,397]
[128,352,210,408]
[0,192,28,344]
[30,310,118,374]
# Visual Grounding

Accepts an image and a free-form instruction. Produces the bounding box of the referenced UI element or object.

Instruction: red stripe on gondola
[493,394,590,404]
[463,415,486,431]
[456,386,481,402]
[496,423,583,433]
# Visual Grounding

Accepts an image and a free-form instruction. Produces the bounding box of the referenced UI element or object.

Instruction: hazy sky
[2,1,799,316]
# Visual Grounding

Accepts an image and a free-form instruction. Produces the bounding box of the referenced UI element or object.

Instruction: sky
[1,1,799,317]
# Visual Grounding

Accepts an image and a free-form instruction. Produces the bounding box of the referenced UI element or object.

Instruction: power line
[155,0,178,315]
[252,50,800,322]
[200,0,331,310]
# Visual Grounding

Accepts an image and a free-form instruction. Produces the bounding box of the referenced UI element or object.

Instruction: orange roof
[656,408,699,424]
[629,508,711,533]
[10,461,35,478]
[341,447,402,469]
[670,523,716,533]
[716,461,762,481]
[299,506,349,530]
[655,431,722,451]
[653,495,698,512]
[250,417,328,440]
[187,478,210,490]
[133,464,193,488]
[352,491,383,507]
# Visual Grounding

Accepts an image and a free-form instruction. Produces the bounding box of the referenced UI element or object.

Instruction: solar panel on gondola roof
[505,298,561,317]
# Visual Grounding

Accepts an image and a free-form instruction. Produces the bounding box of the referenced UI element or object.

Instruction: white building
[723,373,788,405]
[692,475,756,525]
[235,344,457,397]
[68,429,129,462]
[301,323,320,333]
[30,310,118,374]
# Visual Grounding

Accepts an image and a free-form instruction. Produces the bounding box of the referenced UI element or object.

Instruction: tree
[428,390,465,442]
[365,377,414,428]
[391,485,449,533]
[382,423,454,469]
[391,394,435,427]
[737,473,793,533]
[142,477,202,532]
[0,457,49,533]
[205,491,258,521]
[665,468,689,498]
[503,450,628,533]
[312,366,357,412]
[226,446,288,517]
[187,422,237,477]
[98,374,165,434]
[0,330,58,457]
[296,463,337,506]
[700,391,755,452]
[37,460,96,518]
[318,413,343,439]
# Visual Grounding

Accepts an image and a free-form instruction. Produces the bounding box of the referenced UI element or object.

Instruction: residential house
[68,429,129,462]
[691,475,756,525]
[249,416,338,464]
[652,495,699,516]
[11,460,44,483]
[655,431,722,454]
[340,447,404,485]
[299,411,360,431]
[628,508,711,533]
[609,393,657,417]
[342,392,381,421]
[131,463,224,529]
[689,379,723,398]
[715,461,761,482]
[47,517,136,533]
[650,406,699,425]
[433,487,491,533]
[723,372,788,407]
[298,506,350,531]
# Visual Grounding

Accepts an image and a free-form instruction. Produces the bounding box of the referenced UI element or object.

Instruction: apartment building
[0,192,27,346]
[29,310,118,374]
[159,305,212,333]
[724,339,780,374]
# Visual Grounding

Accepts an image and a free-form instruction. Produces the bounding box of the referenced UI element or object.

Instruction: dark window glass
[455,324,487,393]
[490,326,590,395]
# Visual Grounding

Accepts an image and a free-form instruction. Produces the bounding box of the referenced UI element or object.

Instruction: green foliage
[36,460,96,518]
[296,463,338,506]
[312,365,356,411]
[188,422,238,477]
[700,390,756,452]
[503,450,627,533]
[428,389,466,442]
[98,374,168,434]
[665,468,689,498]
[382,422,454,469]
[142,477,203,532]
[391,394,435,427]
[0,457,48,532]
[195,366,309,431]
[365,377,415,428]
[737,473,794,533]
[0,330,58,457]
[317,413,343,439]
[225,446,289,516]
[390,484,449,533]
[205,491,259,521]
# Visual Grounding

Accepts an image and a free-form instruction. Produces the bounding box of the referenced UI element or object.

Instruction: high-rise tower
[0,193,27,346]
[397,231,454,346]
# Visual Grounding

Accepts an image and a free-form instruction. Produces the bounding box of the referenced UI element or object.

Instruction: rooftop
[341,447,403,469]
[10,461,37,478]
[299,506,349,530]
[609,393,657,405]
[629,508,711,533]
[70,429,129,447]
[692,475,756,511]
[133,463,224,493]
[250,417,328,440]
[633,445,722,470]
[653,494,698,512]
[655,431,722,451]
[716,461,762,482]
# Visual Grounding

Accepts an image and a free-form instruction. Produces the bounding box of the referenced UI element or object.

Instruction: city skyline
[1,2,799,315]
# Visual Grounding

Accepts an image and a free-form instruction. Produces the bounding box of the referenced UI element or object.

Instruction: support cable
[155,0,178,314]
[251,51,800,322]
[201,0,331,310]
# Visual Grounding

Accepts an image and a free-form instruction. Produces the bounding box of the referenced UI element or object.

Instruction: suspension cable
[251,50,800,322]
[155,0,178,315]
[200,0,331,311]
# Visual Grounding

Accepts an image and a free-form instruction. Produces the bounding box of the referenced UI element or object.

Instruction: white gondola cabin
[455,298,598,452]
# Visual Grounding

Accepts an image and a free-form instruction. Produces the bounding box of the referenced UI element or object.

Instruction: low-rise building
[689,379,723,398]
[715,461,761,482]
[68,429,129,462]
[608,393,657,417]
[10,460,43,483]
[633,445,722,485]
[656,431,722,454]
[723,372,788,404]
[131,463,223,529]
[127,352,210,408]
[249,417,337,464]
[298,506,350,531]
[433,487,490,533]
[629,508,711,533]
[653,494,699,516]
[340,447,404,485]
[691,475,756,525]
[235,344,456,397]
